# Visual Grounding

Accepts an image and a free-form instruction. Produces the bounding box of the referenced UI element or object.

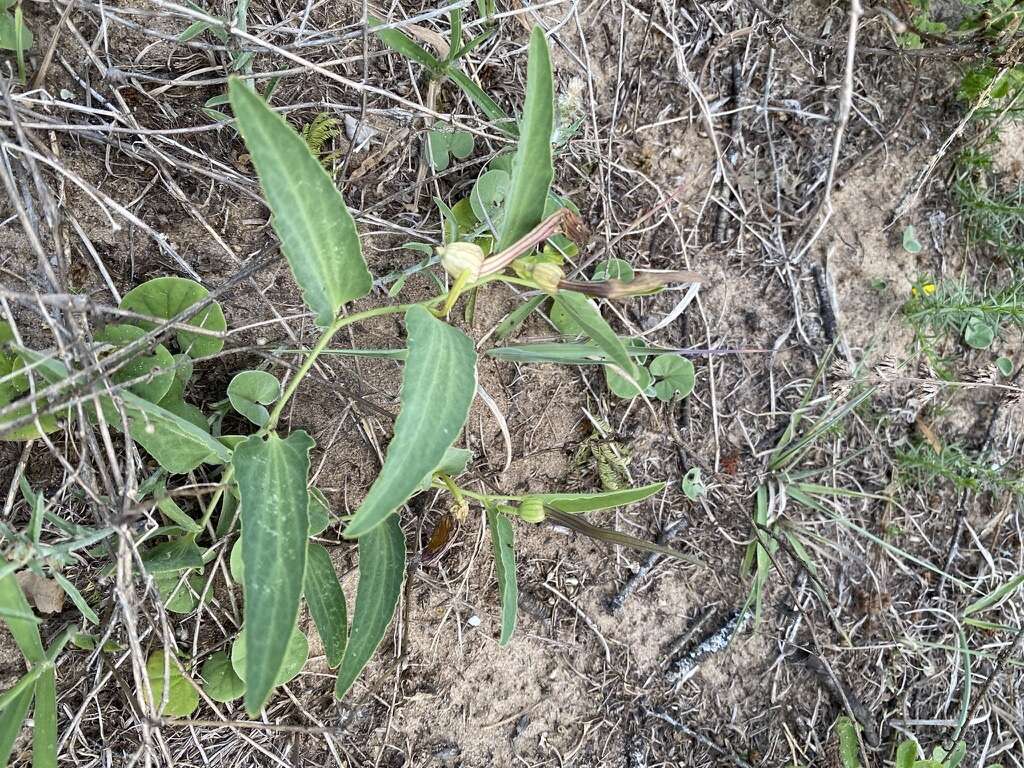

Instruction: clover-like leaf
[996,356,1013,377]
[146,650,200,718]
[95,324,175,404]
[426,129,475,172]
[200,651,245,703]
[605,363,652,399]
[231,625,308,688]
[650,354,695,401]
[227,370,281,427]
[119,277,226,358]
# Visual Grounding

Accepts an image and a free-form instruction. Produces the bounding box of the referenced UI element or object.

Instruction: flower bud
[531,263,563,294]
[439,242,485,282]
[518,497,545,524]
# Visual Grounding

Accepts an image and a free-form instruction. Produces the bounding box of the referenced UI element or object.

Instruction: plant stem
[265,303,413,432]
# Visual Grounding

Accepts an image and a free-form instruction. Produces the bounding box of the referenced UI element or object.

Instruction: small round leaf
[227,370,281,426]
[605,362,652,399]
[154,569,207,614]
[119,277,226,358]
[996,356,1013,377]
[650,354,695,401]
[470,169,510,230]
[200,651,246,703]
[231,625,308,687]
[964,315,995,349]
[902,225,923,254]
[146,650,200,717]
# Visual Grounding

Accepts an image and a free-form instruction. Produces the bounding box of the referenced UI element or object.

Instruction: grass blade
[486,508,517,645]
[836,716,861,768]
[305,542,348,668]
[335,516,405,699]
[343,306,476,538]
[0,683,32,765]
[370,16,443,74]
[233,431,314,716]
[964,572,1024,616]
[545,508,701,565]
[229,78,372,327]
[496,27,553,250]
[448,68,513,131]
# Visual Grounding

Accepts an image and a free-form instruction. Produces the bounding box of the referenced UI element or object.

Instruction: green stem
[265,303,413,431]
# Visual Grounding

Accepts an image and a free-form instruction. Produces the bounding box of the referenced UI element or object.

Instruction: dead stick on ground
[794,0,863,262]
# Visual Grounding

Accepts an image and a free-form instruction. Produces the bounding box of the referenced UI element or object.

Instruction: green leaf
[227,370,281,427]
[895,740,918,768]
[19,350,230,473]
[650,354,695,401]
[95,324,176,404]
[605,361,652,399]
[0,324,59,440]
[119,277,226,358]
[146,650,200,718]
[426,129,475,172]
[343,306,476,538]
[32,666,57,768]
[0,572,46,661]
[156,354,207,431]
[229,78,372,327]
[448,68,513,131]
[836,716,861,768]
[0,12,33,51]
[304,542,348,668]
[370,16,443,74]
[593,258,634,282]
[335,515,405,700]
[555,291,643,393]
[233,430,314,716]
[470,168,510,232]
[902,225,923,254]
[996,357,1013,377]
[416,447,473,492]
[140,536,205,574]
[964,315,995,349]
[154,570,207,614]
[965,573,1024,616]
[496,27,554,251]
[495,294,546,341]
[681,468,706,501]
[51,571,99,624]
[308,487,332,535]
[486,508,517,646]
[231,625,308,688]
[199,651,245,703]
[0,682,31,766]
[532,482,665,514]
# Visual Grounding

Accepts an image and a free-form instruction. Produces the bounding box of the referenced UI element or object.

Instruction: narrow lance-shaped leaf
[486,508,517,646]
[343,306,476,538]
[555,291,644,393]
[335,515,405,699]
[496,26,554,251]
[304,541,348,668]
[233,430,314,716]
[229,78,372,327]
[533,482,665,514]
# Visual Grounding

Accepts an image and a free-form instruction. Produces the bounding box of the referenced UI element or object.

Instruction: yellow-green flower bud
[438,242,485,282]
[518,497,545,524]
[531,263,563,294]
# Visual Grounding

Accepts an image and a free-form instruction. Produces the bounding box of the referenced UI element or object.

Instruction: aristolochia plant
[0,25,700,727]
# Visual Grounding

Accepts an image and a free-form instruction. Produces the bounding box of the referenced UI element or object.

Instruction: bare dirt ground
[1,0,1023,767]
